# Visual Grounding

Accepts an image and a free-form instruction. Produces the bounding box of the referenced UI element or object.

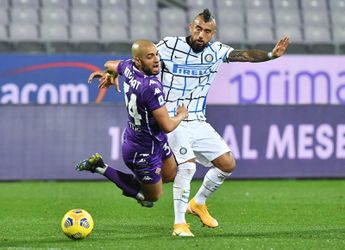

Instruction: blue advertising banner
[0,54,127,104]
[0,105,344,180]
[1,54,345,105]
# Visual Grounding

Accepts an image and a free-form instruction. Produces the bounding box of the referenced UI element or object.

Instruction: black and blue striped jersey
[157,36,233,120]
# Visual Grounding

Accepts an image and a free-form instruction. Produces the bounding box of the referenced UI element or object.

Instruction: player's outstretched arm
[228,36,290,62]
[88,60,121,92]
[104,60,120,74]
[102,60,121,92]
[152,104,188,133]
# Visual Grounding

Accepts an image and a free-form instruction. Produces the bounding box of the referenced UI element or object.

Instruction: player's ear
[188,23,193,33]
[134,56,141,68]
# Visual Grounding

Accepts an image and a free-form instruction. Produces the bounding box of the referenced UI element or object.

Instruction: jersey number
[124,83,142,125]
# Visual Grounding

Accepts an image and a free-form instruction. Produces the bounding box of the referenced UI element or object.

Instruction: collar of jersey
[132,63,148,78]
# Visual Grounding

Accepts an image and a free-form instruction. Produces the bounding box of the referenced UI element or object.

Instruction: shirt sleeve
[117,60,126,76]
[220,43,234,62]
[142,80,166,112]
[156,37,172,59]
[156,37,169,49]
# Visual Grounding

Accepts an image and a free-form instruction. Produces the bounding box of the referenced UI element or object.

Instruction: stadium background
[0,0,345,249]
[0,0,344,180]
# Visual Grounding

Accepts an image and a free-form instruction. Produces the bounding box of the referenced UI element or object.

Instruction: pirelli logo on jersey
[172,64,211,76]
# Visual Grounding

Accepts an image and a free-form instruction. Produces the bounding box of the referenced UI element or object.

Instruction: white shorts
[167,120,231,167]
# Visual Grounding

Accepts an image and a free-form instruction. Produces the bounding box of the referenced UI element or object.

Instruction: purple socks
[104,166,141,199]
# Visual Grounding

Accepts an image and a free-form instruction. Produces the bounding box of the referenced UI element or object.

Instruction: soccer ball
[61,209,94,240]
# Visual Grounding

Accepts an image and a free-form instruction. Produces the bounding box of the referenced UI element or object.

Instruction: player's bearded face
[139,45,160,76]
[189,17,216,51]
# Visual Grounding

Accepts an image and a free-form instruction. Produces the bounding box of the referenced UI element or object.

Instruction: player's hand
[272,36,290,58]
[97,74,121,92]
[88,71,105,84]
[88,71,114,89]
[98,73,112,89]
[176,104,188,120]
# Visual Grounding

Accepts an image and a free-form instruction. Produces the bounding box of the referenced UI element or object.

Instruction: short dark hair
[198,9,213,22]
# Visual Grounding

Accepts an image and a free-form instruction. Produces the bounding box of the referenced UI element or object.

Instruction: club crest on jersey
[179,147,187,155]
[205,54,213,62]
[155,168,161,175]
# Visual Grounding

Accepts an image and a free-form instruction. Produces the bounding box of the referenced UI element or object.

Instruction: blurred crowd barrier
[0,105,344,180]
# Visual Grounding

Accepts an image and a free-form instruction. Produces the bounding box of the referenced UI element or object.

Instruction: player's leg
[161,142,176,183]
[172,159,196,236]
[140,179,163,202]
[130,161,163,203]
[188,152,235,227]
[194,151,236,205]
[161,155,176,183]
[137,140,177,201]
[103,161,162,205]
[160,142,194,236]
[75,153,144,202]
[102,157,164,206]
[127,142,170,203]
[102,164,142,199]
[188,121,236,228]
[167,123,195,236]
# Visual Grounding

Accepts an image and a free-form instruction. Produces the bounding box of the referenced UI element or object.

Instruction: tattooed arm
[228,49,271,62]
[227,36,290,63]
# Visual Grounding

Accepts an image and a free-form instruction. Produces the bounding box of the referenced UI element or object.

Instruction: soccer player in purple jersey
[76,40,188,208]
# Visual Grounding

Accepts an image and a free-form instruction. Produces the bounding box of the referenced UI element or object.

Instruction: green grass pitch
[0,180,344,249]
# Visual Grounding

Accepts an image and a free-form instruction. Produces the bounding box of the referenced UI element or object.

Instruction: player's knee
[223,154,236,173]
[177,161,196,180]
[215,152,236,173]
[227,153,236,172]
[146,191,162,202]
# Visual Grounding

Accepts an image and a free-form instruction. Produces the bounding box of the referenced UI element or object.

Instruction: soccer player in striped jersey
[95,9,289,237]
[155,9,289,236]
[77,40,188,208]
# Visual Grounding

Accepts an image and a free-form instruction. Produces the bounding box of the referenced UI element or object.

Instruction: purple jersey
[117,59,172,184]
[118,59,167,146]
